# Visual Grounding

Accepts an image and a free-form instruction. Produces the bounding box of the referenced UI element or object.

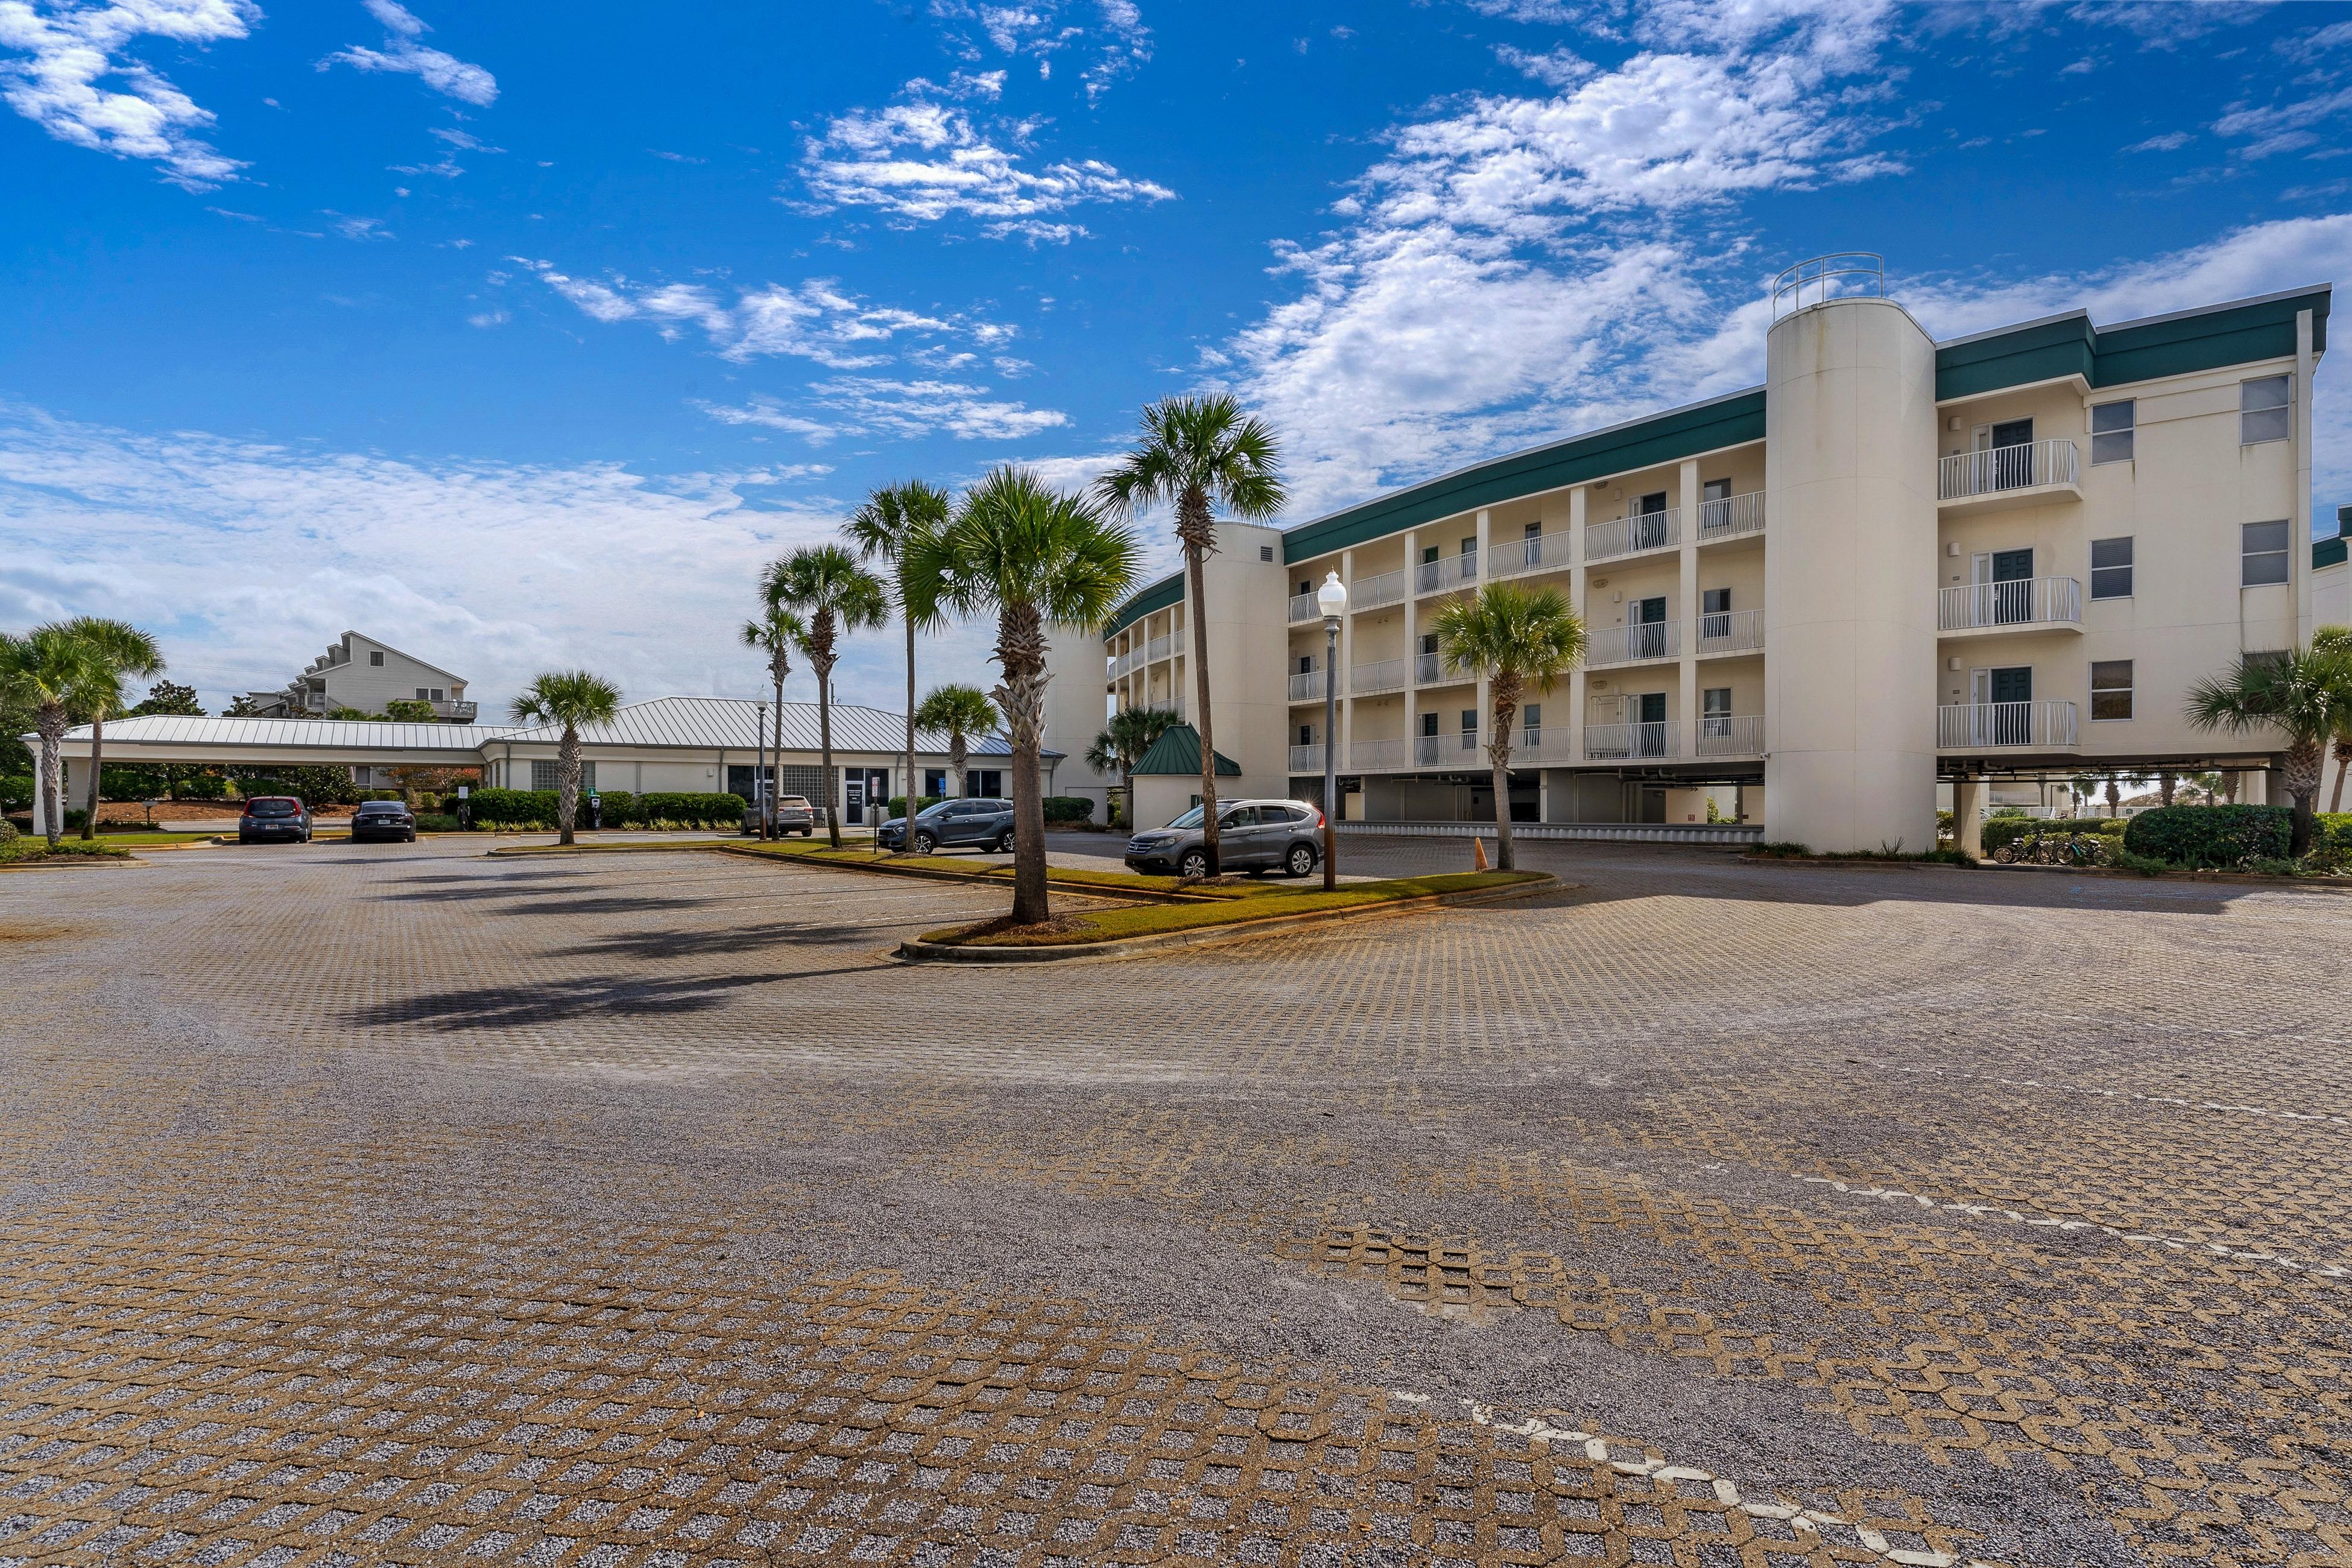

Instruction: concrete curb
[894,874,1565,964]
[1742,852,2352,891]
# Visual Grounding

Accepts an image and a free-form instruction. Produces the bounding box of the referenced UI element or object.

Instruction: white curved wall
[1762,298,1939,853]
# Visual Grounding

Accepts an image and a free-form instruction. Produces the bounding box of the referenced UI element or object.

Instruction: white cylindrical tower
[1762,262,1939,854]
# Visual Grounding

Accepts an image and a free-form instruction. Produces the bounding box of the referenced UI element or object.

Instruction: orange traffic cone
[1472,835,1490,871]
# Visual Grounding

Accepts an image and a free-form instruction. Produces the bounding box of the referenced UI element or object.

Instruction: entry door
[1637,691,1668,756]
[1634,595,1668,660]
[1634,490,1669,551]
[844,776,865,825]
[1982,417,2034,489]
[1982,666,2033,745]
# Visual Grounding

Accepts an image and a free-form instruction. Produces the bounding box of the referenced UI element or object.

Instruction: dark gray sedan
[1124,799,1323,879]
[878,798,1013,854]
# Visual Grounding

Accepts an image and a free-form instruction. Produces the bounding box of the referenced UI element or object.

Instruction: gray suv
[1125,799,1324,879]
[879,797,1014,855]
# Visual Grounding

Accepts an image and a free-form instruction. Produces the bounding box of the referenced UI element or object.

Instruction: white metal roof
[497,697,1043,757]
[56,715,514,749]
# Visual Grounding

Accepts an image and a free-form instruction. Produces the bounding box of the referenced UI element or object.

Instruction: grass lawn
[1,838,135,864]
[918,870,1549,947]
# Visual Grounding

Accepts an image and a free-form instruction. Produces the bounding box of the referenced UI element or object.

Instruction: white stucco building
[1059,265,2336,849]
[241,631,476,721]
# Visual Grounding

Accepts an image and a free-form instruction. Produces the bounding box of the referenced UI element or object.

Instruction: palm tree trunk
[557,726,580,846]
[951,734,968,801]
[2285,738,2322,858]
[996,604,1051,925]
[1182,533,1220,875]
[1487,675,1519,871]
[817,658,839,849]
[37,704,66,846]
[903,617,917,850]
[80,710,104,840]
[2159,770,2176,809]
[2331,740,2351,814]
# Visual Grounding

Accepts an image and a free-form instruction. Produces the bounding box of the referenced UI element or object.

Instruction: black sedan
[350,800,418,842]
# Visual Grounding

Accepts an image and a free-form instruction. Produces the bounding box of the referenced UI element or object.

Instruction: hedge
[885,795,948,818]
[1043,795,1095,824]
[464,787,744,828]
[1981,817,2126,854]
[2123,805,2292,868]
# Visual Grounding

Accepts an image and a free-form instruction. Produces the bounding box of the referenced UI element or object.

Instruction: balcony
[1695,490,1765,543]
[1584,508,1680,564]
[1936,700,2079,750]
[1288,742,1325,773]
[429,698,479,722]
[1490,534,1565,580]
[1414,651,1463,686]
[1351,737,1406,771]
[1146,632,1178,662]
[1415,551,1479,596]
[1288,590,1320,624]
[1696,715,1765,757]
[1353,567,1407,612]
[1351,658,1407,696]
[1508,727,1577,767]
[1415,730,1485,768]
[1937,577,2082,636]
[1288,669,1327,703]
[1585,721,1679,761]
[1937,439,2081,516]
[1696,608,1764,657]
[1586,618,1681,668]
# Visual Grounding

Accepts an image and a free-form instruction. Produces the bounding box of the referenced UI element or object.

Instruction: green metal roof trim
[1934,286,2331,400]
[1102,569,1184,640]
[1279,389,1766,564]
[1130,722,1241,777]
[2318,534,2348,571]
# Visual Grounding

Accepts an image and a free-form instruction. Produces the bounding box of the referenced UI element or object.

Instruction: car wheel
[990,833,1011,855]
[1179,848,1210,878]
[912,832,937,855]
[1286,843,1316,877]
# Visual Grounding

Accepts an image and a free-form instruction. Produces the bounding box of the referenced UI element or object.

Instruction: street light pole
[1316,570,1348,891]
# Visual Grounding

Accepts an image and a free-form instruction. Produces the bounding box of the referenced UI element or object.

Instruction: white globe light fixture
[1317,571,1347,889]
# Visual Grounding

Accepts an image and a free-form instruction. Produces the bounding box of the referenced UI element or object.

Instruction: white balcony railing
[1508,727,1576,767]
[1587,618,1681,667]
[1696,607,1764,656]
[1415,551,1479,595]
[1936,700,2079,749]
[1585,721,1679,761]
[1938,439,2079,502]
[1414,730,1484,768]
[1351,737,1406,772]
[1936,577,2082,632]
[1696,715,1765,757]
[1490,534,1564,579]
[1146,633,1175,662]
[1695,490,1765,543]
[1351,658,1407,696]
[1288,742,1325,773]
[1414,651,1456,685]
[1584,508,1680,563]
[1288,669,1327,703]
[1354,567,1407,612]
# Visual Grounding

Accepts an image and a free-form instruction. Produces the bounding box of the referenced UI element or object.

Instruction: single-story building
[33,697,1063,827]
[1125,722,1241,832]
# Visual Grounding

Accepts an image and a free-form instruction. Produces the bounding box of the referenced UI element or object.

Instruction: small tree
[846,482,952,847]
[2318,625,2352,812]
[1085,705,1182,824]
[384,698,437,722]
[1430,582,1585,871]
[510,671,622,846]
[63,618,165,840]
[908,467,1139,925]
[741,604,808,838]
[1,625,98,846]
[763,545,888,848]
[914,684,1001,801]
[2185,644,2352,857]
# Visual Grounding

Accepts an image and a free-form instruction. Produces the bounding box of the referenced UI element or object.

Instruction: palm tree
[2185,643,2352,856]
[2316,625,2352,812]
[763,543,889,849]
[63,618,164,840]
[845,482,952,842]
[914,683,1000,801]
[1084,704,1182,826]
[1,624,99,846]
[1430,581,1585,871]
[908,466,1139,925]
[509,671,622,846]
[1097,394,1286,874]
[2184,770,2224,807]
[741,604,808,838]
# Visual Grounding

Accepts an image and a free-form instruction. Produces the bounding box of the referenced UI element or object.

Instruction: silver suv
[1124,798,1324,879]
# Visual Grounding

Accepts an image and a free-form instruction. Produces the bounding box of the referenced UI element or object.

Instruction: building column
[1338,548,1356,768]
[1401,528,1419,762]
[1953,775,1984,858]
[1474,508,1493,767]
[1677,457,1701,765]
[1567,487,1589,773]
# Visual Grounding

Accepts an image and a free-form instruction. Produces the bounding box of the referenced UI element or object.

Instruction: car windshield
[916,802,956,820]
[779,797,810,809]
[1163,806,1205,829]
[246,800,300,817]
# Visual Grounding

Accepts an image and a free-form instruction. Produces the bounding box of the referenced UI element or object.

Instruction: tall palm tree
[1430,581,1586,871]
[908,466,1139,925]
[1,625,99,846]
[763,543,889,849]
[1097,394,1286,875]
[914,683,1000,801]
[845,481,952,841]
[741,604,808,838]
[64,618,164,840]
[2316,625,2352,812]
[1084,704,1182,826]
[510,671,622,847]
[2185,643,2352,857]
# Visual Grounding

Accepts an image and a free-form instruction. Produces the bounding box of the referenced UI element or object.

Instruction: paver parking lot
[4,835,2350,1568]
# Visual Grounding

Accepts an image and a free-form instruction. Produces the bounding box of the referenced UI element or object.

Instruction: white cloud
[926,0,1151,103]
[326,213,393,241]
[321,0,497,107]
[2124,130,2192,153]
[0,0,257,189]
[797,78,1172,240]
[2214,85,2352,160]
[702,379,1069,443]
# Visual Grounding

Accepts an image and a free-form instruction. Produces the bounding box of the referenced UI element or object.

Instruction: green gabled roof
[1934,285,2330,400]
[2319,504,2350,571]
[1103,569,1184,640]
[1130,722,1240,777]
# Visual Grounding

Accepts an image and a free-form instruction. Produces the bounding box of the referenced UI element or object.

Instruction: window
[369,650,384,666]
[1523,703,1541,741]
[1459,709,1478,748]
[2090,399,2134,464]
[923,768,947,797]
[416,688,431,700]
[2242,520,2290,586]
[2242,375,2290,444]
[967,769,1003,797]
[1297,580,1312,596]
[1421,713,1438,737]
[1298,724,1314,747]
[2090,660,2134,721]
[2090,536,2133,599]
[1297,654,1313,674]
[532,760,596,791]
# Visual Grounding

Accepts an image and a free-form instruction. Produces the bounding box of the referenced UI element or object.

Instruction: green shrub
[360,789,403,802]
[620,791,741,828]
[886,795,947,818]
[0,775,28,811]
[234,766,361,806]
[101,763,171,800]
[1980,817,2126,854]
[2123,805,2292,868]
[414,813,461,832]
[1043,795,1095,824]
[1749,841,1810,858]
[467,787,558,826]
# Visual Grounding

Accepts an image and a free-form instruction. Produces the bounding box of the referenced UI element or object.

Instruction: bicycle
[1993,827,2104,866]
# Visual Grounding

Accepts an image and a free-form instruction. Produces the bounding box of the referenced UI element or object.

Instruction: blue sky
[7,0,2352,715]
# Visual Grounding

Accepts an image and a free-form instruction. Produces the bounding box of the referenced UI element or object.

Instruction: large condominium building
[1050,264,2333,850]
